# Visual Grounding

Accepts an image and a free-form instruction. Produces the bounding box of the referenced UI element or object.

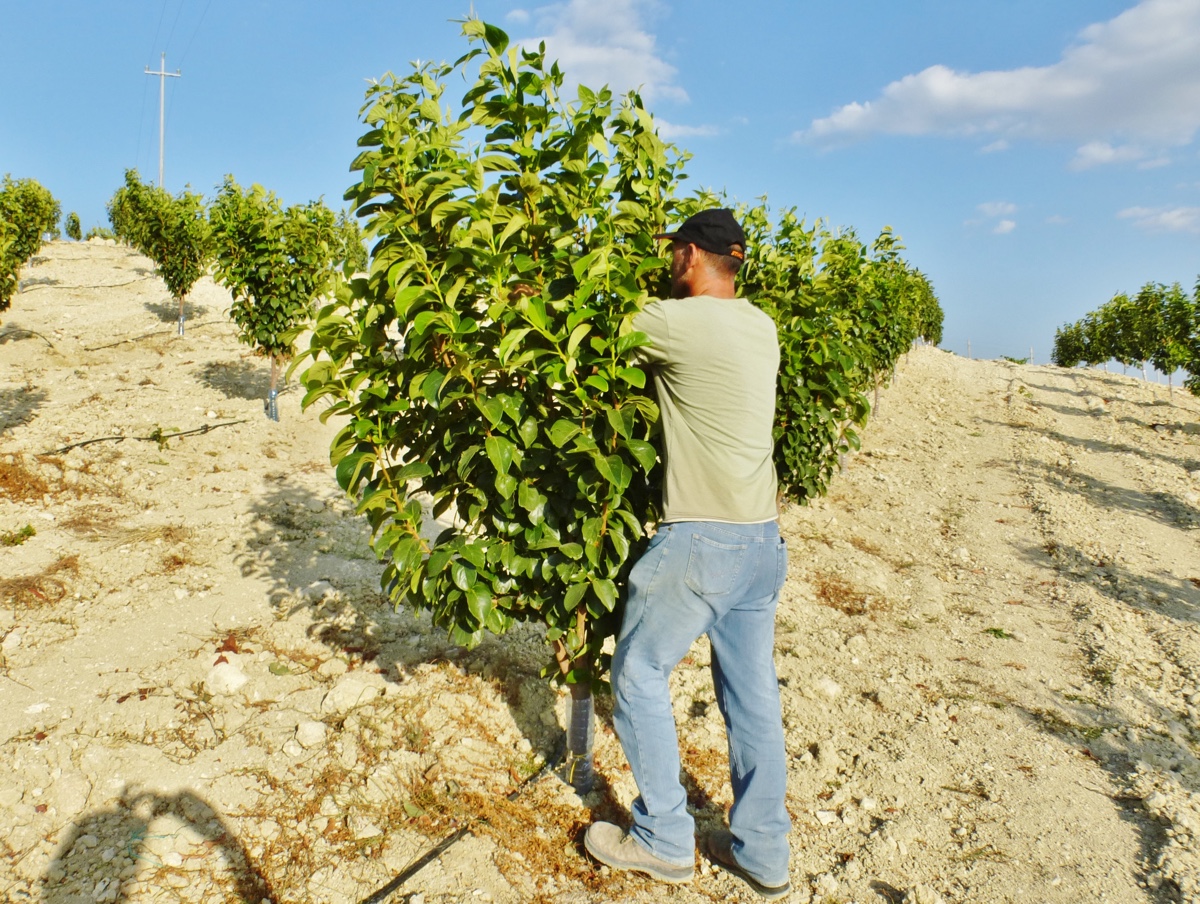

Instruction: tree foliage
[296,21,942,685]
[0,175,60,313]
[105,169,211,309]
[65,212,82,241]
[1052,280,1200,394]
[209,177,351,363]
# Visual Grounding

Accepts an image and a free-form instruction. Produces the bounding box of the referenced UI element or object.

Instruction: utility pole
[144,52,181,188]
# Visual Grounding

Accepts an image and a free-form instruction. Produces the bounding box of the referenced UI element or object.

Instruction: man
[584,209,791,900]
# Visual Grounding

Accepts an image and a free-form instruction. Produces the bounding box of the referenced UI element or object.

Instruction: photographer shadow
[42,788,272,902]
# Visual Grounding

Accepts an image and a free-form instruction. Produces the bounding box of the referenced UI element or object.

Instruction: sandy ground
[2,240,1200,904]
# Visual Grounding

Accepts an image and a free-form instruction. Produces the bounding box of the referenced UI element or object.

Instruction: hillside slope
[2,241,1199,903]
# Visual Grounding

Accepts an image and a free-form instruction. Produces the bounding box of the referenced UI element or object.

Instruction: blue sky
[2,0,1198,362]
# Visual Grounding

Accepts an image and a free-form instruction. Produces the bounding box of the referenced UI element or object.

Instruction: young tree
[105,170,211,334]
[298,21,683,788]
[209,177,346,421]
[0,175,60,315]
[1149,282,1195,392]
[65,212,82,241]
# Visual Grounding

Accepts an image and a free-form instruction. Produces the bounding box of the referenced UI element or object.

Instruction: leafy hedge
[0,175,60,314]
[297,21,942,683]
[1052,279,1199,393]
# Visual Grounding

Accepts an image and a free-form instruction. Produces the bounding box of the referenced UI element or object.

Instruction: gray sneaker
[583,821,694,883]
[707,829,790,900]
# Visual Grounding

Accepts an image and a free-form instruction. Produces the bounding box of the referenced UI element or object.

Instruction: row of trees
[1051,279,1200,394]
[0,175,61,316]
[106,169,365,418]
[295,19,943,784]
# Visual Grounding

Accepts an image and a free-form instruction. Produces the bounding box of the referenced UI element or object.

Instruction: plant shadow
[234,475,564,761]
[196,359,286,402]
[0,385,48,436]
[143,298,208,323]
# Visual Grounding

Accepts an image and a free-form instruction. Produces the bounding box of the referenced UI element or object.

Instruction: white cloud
[978,201,1017,217]
[505,9,531,24]
[993,219,1017,234]
[1069,140,1147,170]
[657,120,721,140]
[980,139,1010,154]
[1137,156,1172,168]
[517,0,686,104]
[797,0,1200,158]
[1118,205,1200,231]
[1046,214,1070,224]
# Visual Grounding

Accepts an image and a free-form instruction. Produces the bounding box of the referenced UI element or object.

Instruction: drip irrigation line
[357,737,566,904]
[84,319,226,351]
[42,419,247,455]
[20,277,154,292]
[0,329,56,349]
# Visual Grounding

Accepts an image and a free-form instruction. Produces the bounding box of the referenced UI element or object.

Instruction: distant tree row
[1051,279,1200,395]
[105,169,365,418]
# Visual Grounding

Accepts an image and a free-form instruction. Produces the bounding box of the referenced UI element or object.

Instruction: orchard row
[1051,279,1200,394]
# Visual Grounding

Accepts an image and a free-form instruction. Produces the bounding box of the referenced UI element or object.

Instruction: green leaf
[624,438,657,473]
[590,578,617,611]
[451,561,476,591]
[547,419,580,448]
[485,435,515,475]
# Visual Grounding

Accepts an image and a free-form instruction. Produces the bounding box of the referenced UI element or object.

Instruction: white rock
[205,662,249,695]
[349,815,383,840]
[162,851,183,867]
[860,796,878,811]
[904,884,945,904]
[25,702,50,715]
[206,410,217,418]
[283,739,304,757]
[815,677,841,699]
[816,809,839,825]
[296,720,328,749]
[317,658,349,678]
[1,630,21,652]
[304,497,326,513]
[304,580,336,601]
[321,676,381,714]
[815,873,839,896]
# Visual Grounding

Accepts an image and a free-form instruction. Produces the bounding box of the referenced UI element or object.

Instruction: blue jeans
[611,520,790,884]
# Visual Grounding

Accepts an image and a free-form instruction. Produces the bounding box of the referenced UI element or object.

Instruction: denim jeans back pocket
[684,534,748,597]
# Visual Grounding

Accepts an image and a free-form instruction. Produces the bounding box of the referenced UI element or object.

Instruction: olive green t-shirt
[633,295,779,524]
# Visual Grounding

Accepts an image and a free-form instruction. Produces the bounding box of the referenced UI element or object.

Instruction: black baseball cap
[653,208,746,260]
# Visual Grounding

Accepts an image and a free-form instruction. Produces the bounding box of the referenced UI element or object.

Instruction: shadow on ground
[143,298,209,323]
[42,788,273,902]
[0,385,47,436]
[196,360,285,402]
[233,475,563,759]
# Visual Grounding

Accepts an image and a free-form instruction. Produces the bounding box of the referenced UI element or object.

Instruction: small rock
[304,580,336,601]
[283,739,304,757]
[815,677,841,699]
[321,676,381,713]
[296,720,328,749]
[349,816,382,840]
[904,883,945,904]
[815,809,839,825]
[206,662,248,695]
[317,658,349,678]
[206,410,217,418]
[2,630,21,652]
[304,497,326,513]
[162,852,183,867]
[24,702,50,715]
[815,873,838,896]
[860,796,877,811]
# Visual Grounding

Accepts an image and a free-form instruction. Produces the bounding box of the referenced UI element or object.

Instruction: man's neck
[680,274,737,299]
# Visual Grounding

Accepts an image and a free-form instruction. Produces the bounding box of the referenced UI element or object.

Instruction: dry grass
[812,570,891,619]
[0,554,80,608]
[0,454,51,502]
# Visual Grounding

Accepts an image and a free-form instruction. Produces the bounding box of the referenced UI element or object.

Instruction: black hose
[357,737,565,904]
